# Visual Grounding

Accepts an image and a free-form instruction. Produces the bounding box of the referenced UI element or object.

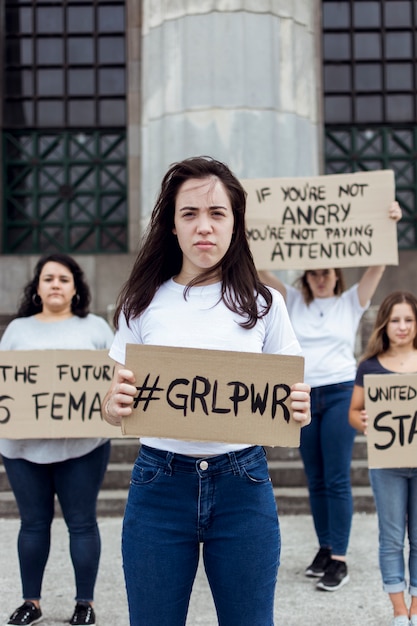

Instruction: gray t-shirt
[0,314,114,463]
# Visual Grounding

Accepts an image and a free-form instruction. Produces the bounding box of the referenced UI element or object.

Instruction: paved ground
[0,513,399,626]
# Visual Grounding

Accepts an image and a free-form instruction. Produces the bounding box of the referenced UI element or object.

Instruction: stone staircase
[0,435,375,517]
[0,307,377,517]
[267,433,375,514]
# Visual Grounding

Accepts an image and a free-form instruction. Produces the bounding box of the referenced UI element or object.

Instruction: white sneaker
[390,616,409,626]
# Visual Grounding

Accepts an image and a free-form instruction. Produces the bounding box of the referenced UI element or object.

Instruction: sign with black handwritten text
[365,373,417,468]
[0,350,121,438]
[243,170,397,270]
[123,344,304,447]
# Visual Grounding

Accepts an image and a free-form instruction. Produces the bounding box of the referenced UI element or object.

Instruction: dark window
[323,0,417,124]
[4,0,126,128]
[353,2,381,28]
[2,1,127,254]
[323,1,417,250]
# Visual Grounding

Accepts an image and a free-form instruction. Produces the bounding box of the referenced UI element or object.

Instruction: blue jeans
[370,467,417,595]
[299,382,356,556]
[2,441,110,602]
[122,444,279,626]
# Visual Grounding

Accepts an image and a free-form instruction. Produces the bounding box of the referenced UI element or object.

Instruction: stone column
[126,0,142,251]
[140,0,323,225]
[0,1,4,239]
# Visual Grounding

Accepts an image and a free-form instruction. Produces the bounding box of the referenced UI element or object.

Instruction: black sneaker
[316,559,349,591]
[6,601,43,625]
[69,602,96,626]
[305,547,332,577]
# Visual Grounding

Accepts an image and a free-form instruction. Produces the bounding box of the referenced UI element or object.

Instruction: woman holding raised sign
[0,254,114,626]
[349,290,417,626]
[258,199,401,593]
[102,156,311,626]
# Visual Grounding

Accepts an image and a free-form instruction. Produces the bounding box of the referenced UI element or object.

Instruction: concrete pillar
[140,0,323,226]
[126,0,142,252]
[0,1,4,239]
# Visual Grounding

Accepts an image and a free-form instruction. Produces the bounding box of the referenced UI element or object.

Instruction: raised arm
[357,200,402,307]
[258,270,287,300]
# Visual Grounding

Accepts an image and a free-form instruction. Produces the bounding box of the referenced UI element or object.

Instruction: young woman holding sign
[349,290,417,626]
[258,199,402,592]
[102,156,311,626]
[0,254,113,626]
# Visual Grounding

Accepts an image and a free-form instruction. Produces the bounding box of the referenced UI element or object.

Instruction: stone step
[0,436,366,468]
[0,436,372,517]
[274,486,376,515]
[265,434,368,461]
[0,485,376,518]
[99,458,371,492]
[108,438,140,463]
[0,489,129,519]
[0,457,371,492]
[267,458,370,487]
[110,436,369,463]
[0,461,134,492]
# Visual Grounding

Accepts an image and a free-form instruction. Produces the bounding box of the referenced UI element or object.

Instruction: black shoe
[69,602,96,626]
[6,601,43,625]
[316,559,350,591]
[305,547,332,577]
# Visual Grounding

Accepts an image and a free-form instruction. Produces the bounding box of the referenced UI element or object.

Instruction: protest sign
[365,372,417,468]
[122,344,304,447]
[242,169,397,270]
[0,350,121,438]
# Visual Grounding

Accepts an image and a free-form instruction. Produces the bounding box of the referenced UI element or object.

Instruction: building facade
[0,0,415,320]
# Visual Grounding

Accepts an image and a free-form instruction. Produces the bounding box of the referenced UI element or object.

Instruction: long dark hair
[17,253,91,318]
[115,156,273,329]
[361,290,417,361]
[295,268,346,305]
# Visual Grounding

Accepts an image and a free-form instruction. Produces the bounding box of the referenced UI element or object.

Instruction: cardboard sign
[0,350,121,439]
[242,169,397,270]
[122,344,304,447]
[365,373,417,468]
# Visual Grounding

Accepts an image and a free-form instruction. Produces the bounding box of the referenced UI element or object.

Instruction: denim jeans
[122,444,279,626]
[299,382,356,556]
[2,441,110,601]
[370,467,417,595]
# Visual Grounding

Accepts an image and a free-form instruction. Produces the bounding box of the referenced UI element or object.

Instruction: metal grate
[3,129,127,253]
[2,1,128,254]
[323,1,417,249]
[325,125,417,249]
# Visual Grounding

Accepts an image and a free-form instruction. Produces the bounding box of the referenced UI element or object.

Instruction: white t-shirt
[109,279,301,456]
[285,283,368,388]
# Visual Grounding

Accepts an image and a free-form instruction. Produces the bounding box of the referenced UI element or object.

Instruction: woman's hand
[358,409,369,435]
[290,382,311,426]
[350,408,369,435]
[388,200,402,222]
[102,365,137,427]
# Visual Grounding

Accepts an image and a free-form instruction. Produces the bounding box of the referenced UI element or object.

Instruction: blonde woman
[350,291,417,626]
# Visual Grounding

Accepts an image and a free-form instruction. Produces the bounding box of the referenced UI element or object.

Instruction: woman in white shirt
[102,156,311,626]
[259,200,401,593]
